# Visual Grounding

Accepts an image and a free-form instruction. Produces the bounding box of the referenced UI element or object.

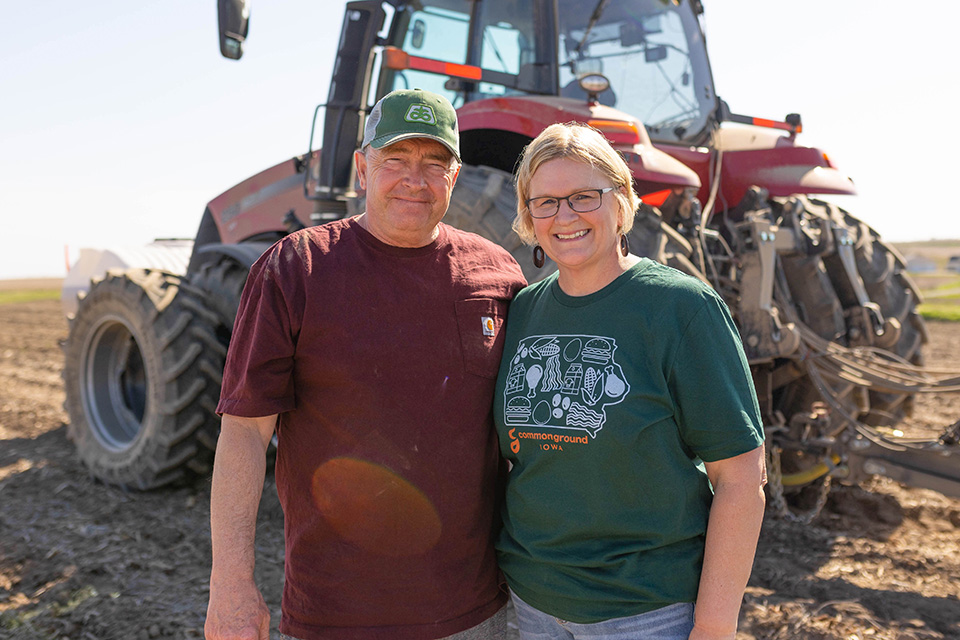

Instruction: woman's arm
[690,444,766,640]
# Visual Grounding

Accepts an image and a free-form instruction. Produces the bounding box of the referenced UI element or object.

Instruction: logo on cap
[405,104,437,125]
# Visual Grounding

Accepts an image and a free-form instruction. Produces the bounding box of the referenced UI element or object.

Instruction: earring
[620,234,630,257]
[533,245,545,268]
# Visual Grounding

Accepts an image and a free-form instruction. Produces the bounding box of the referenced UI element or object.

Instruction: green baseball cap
[361,89,461,162]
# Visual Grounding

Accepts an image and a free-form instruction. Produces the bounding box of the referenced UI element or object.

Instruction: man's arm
[204,413,278,640]
[690,444,766,640]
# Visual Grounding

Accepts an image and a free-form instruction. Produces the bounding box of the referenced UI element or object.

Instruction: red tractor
[63,0,960,516]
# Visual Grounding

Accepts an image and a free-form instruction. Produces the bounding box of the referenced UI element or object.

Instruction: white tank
[61,240,194,317]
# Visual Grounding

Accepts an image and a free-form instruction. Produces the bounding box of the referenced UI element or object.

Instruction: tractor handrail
[381,46,553,96]
[716,98,802,135]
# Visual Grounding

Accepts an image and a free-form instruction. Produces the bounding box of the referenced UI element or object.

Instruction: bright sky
[2,0,958,280]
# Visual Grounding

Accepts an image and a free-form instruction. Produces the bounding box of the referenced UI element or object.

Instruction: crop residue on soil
[1,298,959,639]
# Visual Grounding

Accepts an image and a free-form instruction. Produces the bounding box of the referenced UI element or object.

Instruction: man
[204,89,526,640]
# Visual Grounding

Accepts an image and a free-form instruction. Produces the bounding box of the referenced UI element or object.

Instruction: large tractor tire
[444,164,557,283]
[811,198,926,423]
[775,238,860,435]
[63,268,225,489]
[188,257,249,334]
[775,198,927,428]
[186,256,282,461]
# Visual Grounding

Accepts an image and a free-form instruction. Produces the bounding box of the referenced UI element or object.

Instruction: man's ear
[451,163,461,185]
[355,150,367,190]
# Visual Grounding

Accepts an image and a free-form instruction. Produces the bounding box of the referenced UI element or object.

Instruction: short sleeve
[216,240,304,417]
[668,290,764,462]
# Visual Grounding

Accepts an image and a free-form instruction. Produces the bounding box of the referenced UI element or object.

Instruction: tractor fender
[720,146,857,203]
[205,155,314,245]
[659,140,857,208]
[458,96,634,140]
[194,241,274,271]
[457,96,699,191]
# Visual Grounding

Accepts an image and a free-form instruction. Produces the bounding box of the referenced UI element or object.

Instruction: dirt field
[1,297,959,640]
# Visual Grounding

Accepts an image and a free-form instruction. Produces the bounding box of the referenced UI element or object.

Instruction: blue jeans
[278,605,506,640]
[510,592,694,640]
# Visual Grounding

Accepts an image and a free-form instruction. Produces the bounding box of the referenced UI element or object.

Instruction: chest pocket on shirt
[455,298,508,378]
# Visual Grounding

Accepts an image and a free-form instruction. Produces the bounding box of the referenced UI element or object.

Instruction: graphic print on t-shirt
[503,335,630,438]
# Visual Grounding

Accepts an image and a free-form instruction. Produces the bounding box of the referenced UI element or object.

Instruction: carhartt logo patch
[405,104,437,125]
[482,316,496,337]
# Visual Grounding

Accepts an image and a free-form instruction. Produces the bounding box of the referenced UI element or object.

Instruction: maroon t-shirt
[217,218,526,640]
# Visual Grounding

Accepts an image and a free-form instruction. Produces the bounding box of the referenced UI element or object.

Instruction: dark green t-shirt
[493,259,763,623]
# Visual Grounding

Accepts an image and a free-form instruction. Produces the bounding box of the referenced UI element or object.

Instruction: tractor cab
[372,0,714,146]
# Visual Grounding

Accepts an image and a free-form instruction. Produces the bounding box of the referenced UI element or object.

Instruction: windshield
[557,0,715,143]
[379,0,715,143]
[380,0,543,106]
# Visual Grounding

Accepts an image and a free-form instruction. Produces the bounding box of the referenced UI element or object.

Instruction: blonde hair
[513,122,639,245]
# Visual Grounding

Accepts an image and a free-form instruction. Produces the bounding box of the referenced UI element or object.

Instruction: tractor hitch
[842,420,960,499]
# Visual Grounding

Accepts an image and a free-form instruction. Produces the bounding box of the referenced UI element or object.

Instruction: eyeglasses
[525,187,615,219]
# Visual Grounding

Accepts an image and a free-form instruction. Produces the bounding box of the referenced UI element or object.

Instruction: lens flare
[311,457,442,556]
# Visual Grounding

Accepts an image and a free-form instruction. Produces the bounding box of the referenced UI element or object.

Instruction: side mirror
[218,0,250,60]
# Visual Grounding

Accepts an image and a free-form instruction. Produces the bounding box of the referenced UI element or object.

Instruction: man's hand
[204,579,270,640]
[206,414,277,640]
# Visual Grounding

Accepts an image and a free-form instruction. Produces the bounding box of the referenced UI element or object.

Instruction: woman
[494,122,766,640]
